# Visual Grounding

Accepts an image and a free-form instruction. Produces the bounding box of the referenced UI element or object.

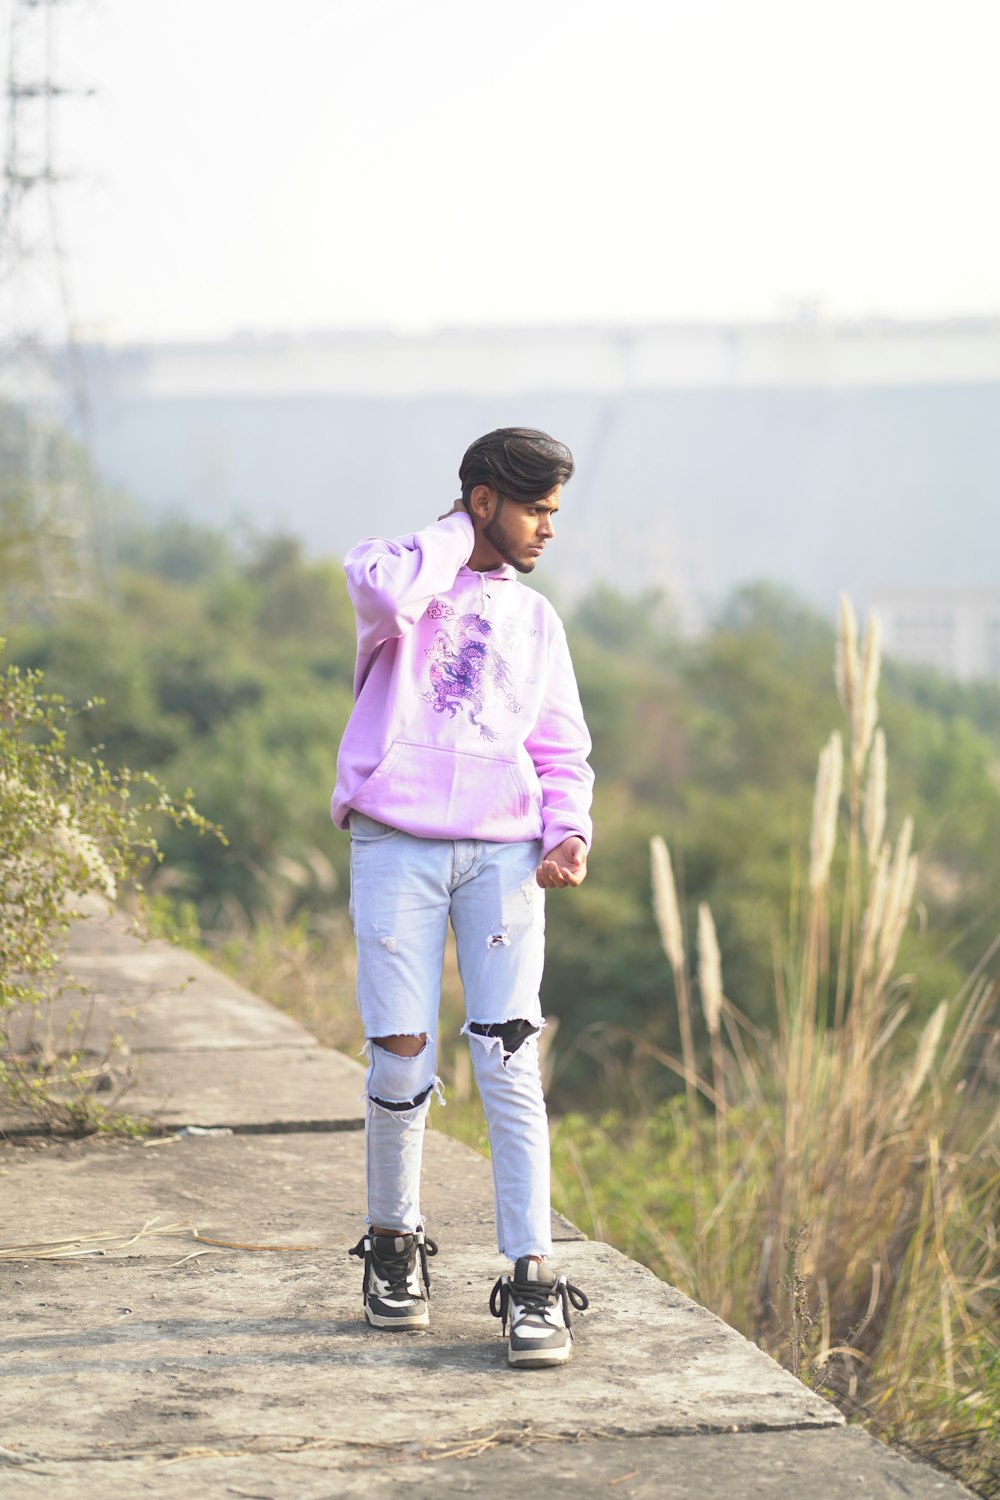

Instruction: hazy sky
[31,0,1000,338]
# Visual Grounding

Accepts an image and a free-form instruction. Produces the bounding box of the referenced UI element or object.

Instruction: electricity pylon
[0,0,109,612]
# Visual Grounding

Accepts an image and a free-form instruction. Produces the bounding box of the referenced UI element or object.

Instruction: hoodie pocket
[351,740,540,841]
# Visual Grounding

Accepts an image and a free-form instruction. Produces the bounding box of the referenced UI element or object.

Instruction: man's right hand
[437,498,467,522]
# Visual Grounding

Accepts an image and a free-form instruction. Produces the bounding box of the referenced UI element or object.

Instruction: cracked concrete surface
[0,910,978,1497]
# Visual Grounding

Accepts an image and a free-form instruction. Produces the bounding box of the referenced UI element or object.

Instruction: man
[331,428,593,1368]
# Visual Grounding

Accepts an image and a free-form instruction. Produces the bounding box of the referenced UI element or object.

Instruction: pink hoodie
[331,511,593,852]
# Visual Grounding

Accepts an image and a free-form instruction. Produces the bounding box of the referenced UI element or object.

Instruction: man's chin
[510,556,536,575]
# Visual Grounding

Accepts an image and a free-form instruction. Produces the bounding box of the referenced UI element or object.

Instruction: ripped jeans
[349,811,552,1260]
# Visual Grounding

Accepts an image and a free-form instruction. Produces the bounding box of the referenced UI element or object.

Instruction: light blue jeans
[349,811,553,1260]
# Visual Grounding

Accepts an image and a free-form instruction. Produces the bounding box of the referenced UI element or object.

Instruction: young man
[331,428,593,1367]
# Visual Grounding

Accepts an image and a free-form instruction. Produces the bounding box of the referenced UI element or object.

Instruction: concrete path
[0,913,976,1497]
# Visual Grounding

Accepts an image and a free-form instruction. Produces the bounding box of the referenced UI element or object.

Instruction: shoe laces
[489,1269,589,1335]
[349,1228,439,1299]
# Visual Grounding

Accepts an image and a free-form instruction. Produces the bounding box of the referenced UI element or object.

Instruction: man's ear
[468,484,499,524]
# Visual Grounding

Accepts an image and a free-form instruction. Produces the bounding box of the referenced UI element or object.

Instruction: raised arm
[345,511,475,655]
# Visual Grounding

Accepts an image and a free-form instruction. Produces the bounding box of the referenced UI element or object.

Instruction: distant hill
[69,322,1000,623]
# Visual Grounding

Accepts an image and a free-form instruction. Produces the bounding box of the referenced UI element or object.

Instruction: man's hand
[437,498,467,521]
[536,837,588,889]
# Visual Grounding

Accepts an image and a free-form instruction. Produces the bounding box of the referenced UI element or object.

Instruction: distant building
[873,589,1000,682]
[4,318,1000,622]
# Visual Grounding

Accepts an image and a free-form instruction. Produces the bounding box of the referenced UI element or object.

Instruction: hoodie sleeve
[524,621,595,855]
[345,512,476,657]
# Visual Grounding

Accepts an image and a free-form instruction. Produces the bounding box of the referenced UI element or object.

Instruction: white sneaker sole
[508,1341,572,1368]
[365,1305,429,1330]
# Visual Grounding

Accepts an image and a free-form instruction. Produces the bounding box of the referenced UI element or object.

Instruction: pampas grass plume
[835,594,859,720]
[876,822,918,987]
[651,835,685,974]
[879,817,915,966]
[859,841,891,978]
[894,999,948,1124]
[697,902,724,1037]
[853,613,882,773]
[809,731,843,892]
[864,728,887,867]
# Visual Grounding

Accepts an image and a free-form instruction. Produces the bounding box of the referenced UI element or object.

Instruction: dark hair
[459,428,574,506]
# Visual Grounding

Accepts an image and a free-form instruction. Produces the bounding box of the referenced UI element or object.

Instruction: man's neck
[467,537,507,572]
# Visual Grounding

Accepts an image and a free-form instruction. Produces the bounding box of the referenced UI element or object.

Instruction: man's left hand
[536,837,588,889]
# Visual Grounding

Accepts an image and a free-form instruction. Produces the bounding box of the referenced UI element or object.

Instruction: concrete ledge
[114,1045,367,1130]
[0,1428,974,1500]
[39,944,316,1050]
[0,1131,582,1255]
[1,1240,838,1464]
[0,915,979,1498]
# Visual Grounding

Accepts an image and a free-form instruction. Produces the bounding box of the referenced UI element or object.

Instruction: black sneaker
[349,1228,438,1330]
[489,1257,588,1367]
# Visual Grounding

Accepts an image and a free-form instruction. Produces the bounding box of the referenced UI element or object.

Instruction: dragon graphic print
[421,599,534,742]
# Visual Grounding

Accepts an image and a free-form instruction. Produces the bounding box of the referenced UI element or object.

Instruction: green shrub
[0,640,218,1131]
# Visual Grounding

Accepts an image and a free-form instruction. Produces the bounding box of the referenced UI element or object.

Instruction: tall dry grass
[555,598,999,1488]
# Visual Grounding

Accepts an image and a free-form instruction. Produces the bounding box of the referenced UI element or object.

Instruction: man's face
[482,485,561,574]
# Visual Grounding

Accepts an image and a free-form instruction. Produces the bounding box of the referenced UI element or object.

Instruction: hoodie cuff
[543,825,592,857]
[437,508,476,559]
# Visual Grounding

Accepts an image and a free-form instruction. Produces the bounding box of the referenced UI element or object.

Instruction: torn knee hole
[370,1034,428,1058]
[369,1082,434,1112]
[467,1018,539,1062]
